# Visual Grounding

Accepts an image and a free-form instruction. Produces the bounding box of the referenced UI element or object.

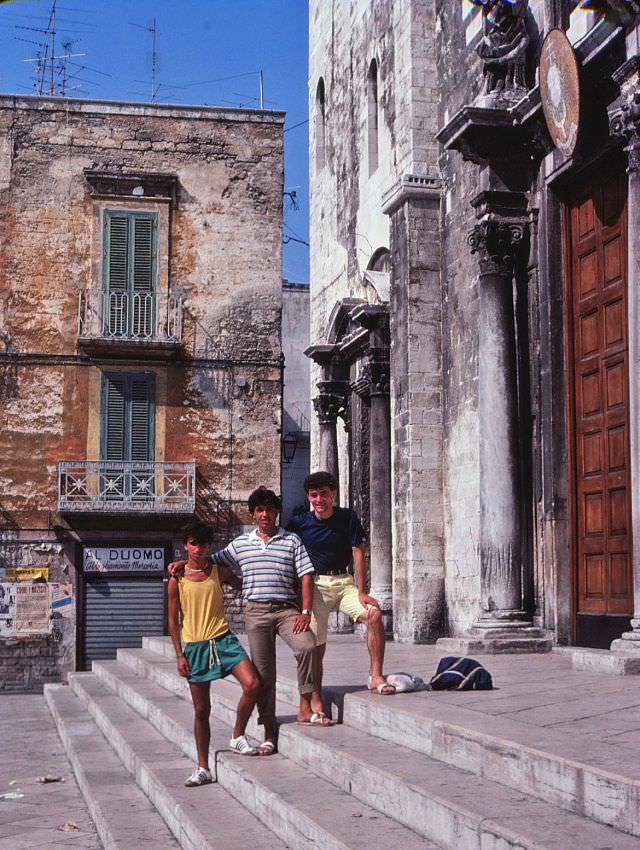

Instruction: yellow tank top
[178,567,228,644]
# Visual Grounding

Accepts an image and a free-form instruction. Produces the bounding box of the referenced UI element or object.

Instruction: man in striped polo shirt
[172,486,333,754]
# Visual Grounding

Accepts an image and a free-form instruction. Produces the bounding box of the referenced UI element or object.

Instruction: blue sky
[0,0,310,283]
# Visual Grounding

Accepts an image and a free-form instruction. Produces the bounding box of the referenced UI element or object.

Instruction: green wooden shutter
[103,211,157,339]
[102,374,127,461]
[104,211,156,295]
[101,373,155,462]
[129,375,154,462]
[106,214,129,294]
[132,217,154,294]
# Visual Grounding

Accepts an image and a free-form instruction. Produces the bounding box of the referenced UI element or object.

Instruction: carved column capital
[312,392,343,426]
[610,90,640,173]
[313,379,350,428]
[468,219,527,277]
[362,349,390,397]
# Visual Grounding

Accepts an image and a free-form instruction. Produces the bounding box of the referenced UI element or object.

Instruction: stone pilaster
[382,177,444,642]
[609,57,640,655]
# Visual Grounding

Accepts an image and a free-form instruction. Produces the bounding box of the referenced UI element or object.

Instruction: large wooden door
[567,166,633,646]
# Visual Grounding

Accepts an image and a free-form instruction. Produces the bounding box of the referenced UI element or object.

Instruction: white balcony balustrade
[58,461,196,514]
[77,290,183,349]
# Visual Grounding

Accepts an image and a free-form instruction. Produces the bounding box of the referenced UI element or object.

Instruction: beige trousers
[244,600,316,728]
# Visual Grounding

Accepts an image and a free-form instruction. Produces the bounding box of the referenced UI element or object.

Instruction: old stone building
[0,95,284,688]
[308,0,640,662]
[281,280,311,524]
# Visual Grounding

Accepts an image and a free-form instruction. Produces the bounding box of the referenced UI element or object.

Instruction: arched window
[315,78,326,173]
[367,59,379,175]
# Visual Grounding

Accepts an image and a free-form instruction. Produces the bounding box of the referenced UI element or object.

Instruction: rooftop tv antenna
[130,17,158,102]
[16,0,96,96]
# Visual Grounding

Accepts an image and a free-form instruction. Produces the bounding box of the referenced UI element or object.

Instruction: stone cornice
[84,169,178,202]
[381,174,441,216]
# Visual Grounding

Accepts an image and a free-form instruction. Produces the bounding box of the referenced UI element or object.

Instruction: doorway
[565,164,633,647]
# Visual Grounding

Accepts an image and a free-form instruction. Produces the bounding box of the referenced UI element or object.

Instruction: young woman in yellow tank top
[168,521,261,787]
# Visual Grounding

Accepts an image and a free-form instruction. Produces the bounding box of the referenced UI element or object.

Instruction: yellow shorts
[311,574,370,645]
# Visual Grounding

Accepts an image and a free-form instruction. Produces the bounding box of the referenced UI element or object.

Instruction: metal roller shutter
[84,577,165,669]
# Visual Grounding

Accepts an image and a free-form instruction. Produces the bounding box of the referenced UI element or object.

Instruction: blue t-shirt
[286,507,365,575]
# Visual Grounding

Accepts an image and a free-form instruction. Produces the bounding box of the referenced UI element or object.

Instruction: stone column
[306,342,350,501]
[352,304,393,632]
[472,220,527,619]
[609,57,640,655]
[312,384,345,483]
[438,211,550,653]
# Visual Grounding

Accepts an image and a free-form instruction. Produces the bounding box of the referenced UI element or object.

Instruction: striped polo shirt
[212,527,314,603]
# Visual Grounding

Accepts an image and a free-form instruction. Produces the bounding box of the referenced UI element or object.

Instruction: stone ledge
[0,92,286,125]
[436,635,553,654]
[553,646,640,676]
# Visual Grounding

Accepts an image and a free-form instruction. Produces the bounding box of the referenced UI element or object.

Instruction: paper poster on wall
[15,583,51,635]
[0,583,16,637]
[50,582,73,619]
[5,567,49,581]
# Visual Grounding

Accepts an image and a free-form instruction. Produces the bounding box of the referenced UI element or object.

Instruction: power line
[284,118,309,133]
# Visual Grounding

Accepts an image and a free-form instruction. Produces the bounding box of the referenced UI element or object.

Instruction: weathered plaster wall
[0,95,284,686]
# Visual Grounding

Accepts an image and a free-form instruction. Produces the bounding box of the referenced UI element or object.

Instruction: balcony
[58,461,196,515]
[77,290,183,358]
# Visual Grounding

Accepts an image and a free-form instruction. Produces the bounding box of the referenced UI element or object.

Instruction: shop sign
[83,546,165,572]
[540,28,580,157]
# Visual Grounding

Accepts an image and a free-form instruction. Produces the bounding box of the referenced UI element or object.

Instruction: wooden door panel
[568,168,633,620]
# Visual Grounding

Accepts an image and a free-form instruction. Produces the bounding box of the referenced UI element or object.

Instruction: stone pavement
[0,692,103,850]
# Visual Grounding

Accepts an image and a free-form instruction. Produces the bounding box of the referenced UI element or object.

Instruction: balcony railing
[77,290,183,345]
[58,461,196,514]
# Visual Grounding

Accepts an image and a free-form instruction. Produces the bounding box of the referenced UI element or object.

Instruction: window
[315,78,326,172]
[103,210,158,340]
[100,372,155,463]
[367,59,379,175]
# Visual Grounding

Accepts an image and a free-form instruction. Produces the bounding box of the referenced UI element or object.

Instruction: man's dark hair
[248,486,282,514]
[304,471,338,493]
[181,521,214,546]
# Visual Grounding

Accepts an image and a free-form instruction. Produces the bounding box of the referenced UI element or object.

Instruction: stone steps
[116,644,638,850]
[68,663,430,850]
[44,684,181,850]
[143,635,640,838]
[45,679,288,850]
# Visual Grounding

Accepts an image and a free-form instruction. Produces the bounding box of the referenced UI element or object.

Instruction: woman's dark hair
[181,521,214,545]
[248,486,282,513]
[304,471,338,493]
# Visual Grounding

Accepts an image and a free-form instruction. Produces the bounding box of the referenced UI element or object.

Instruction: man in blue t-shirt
[287,470,395,699]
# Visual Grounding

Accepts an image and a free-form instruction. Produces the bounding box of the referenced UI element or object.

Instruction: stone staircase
[44,635,640,850]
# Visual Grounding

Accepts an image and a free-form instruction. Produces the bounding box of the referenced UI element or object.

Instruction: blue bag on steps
[429,656,493,691]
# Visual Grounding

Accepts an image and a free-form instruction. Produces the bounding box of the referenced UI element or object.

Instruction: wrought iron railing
[77,290,183,343]
[58,461,196,513]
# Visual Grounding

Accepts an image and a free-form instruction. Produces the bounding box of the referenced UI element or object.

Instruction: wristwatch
[301,609,312,615]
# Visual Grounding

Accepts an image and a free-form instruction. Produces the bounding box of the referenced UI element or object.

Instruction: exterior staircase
[45,635,640,850]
